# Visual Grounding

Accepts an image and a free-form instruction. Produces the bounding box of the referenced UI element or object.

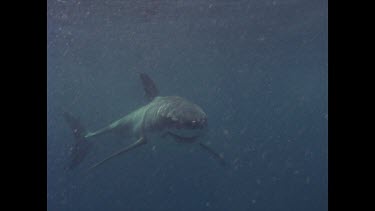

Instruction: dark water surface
[47,0,327,211]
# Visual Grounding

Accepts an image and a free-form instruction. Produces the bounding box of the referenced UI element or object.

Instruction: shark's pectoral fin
[198,143,226,166]
[88,137,147,171]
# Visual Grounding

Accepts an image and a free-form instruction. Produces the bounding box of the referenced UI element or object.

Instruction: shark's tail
[63,111,93,170]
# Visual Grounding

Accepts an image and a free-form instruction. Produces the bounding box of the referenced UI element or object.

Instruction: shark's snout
[168,116,207,130]
[166,108,207,130]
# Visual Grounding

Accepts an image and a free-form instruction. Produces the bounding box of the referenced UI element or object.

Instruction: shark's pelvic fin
[199,143,226,166]
[140,73,159,101]
[88,136,147,171]
[63,112,93,170]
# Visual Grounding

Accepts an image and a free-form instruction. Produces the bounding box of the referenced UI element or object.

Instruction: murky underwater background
[47,0,327,210]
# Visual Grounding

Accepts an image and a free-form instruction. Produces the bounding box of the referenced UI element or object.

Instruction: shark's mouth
[164,126,207,143]
[166,131,200,142]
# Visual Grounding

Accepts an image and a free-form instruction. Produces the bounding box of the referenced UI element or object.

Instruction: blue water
[47,0,327,211]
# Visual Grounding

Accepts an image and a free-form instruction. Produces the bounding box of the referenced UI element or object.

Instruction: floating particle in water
[256,179,261,185]
[223,129,229,136]
[205,201,211,207]
[240,127,247,134]
[305,150,313,160]
[232,157,239,165]
[261,151,268,159]
[272,176,280,182]
[252,199,256,204]
[244,145,255,152]
[306,176,310,184]
[257,36,266,42]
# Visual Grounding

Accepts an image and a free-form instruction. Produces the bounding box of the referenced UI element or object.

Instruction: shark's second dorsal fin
[140,73,159,101]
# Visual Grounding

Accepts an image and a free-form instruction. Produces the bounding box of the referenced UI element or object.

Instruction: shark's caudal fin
[63,112,93,170]
[140,73,159,101]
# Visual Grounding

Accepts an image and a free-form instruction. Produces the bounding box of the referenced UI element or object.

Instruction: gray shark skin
[64,73,225,170]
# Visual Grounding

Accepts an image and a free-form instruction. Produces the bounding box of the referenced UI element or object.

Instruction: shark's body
[85,96,207,141]
[64,73,224,170]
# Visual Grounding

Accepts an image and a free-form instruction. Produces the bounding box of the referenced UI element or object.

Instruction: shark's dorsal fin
[140,73,159,101]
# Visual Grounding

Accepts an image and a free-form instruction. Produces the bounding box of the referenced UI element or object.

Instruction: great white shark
[64,73,225,170]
